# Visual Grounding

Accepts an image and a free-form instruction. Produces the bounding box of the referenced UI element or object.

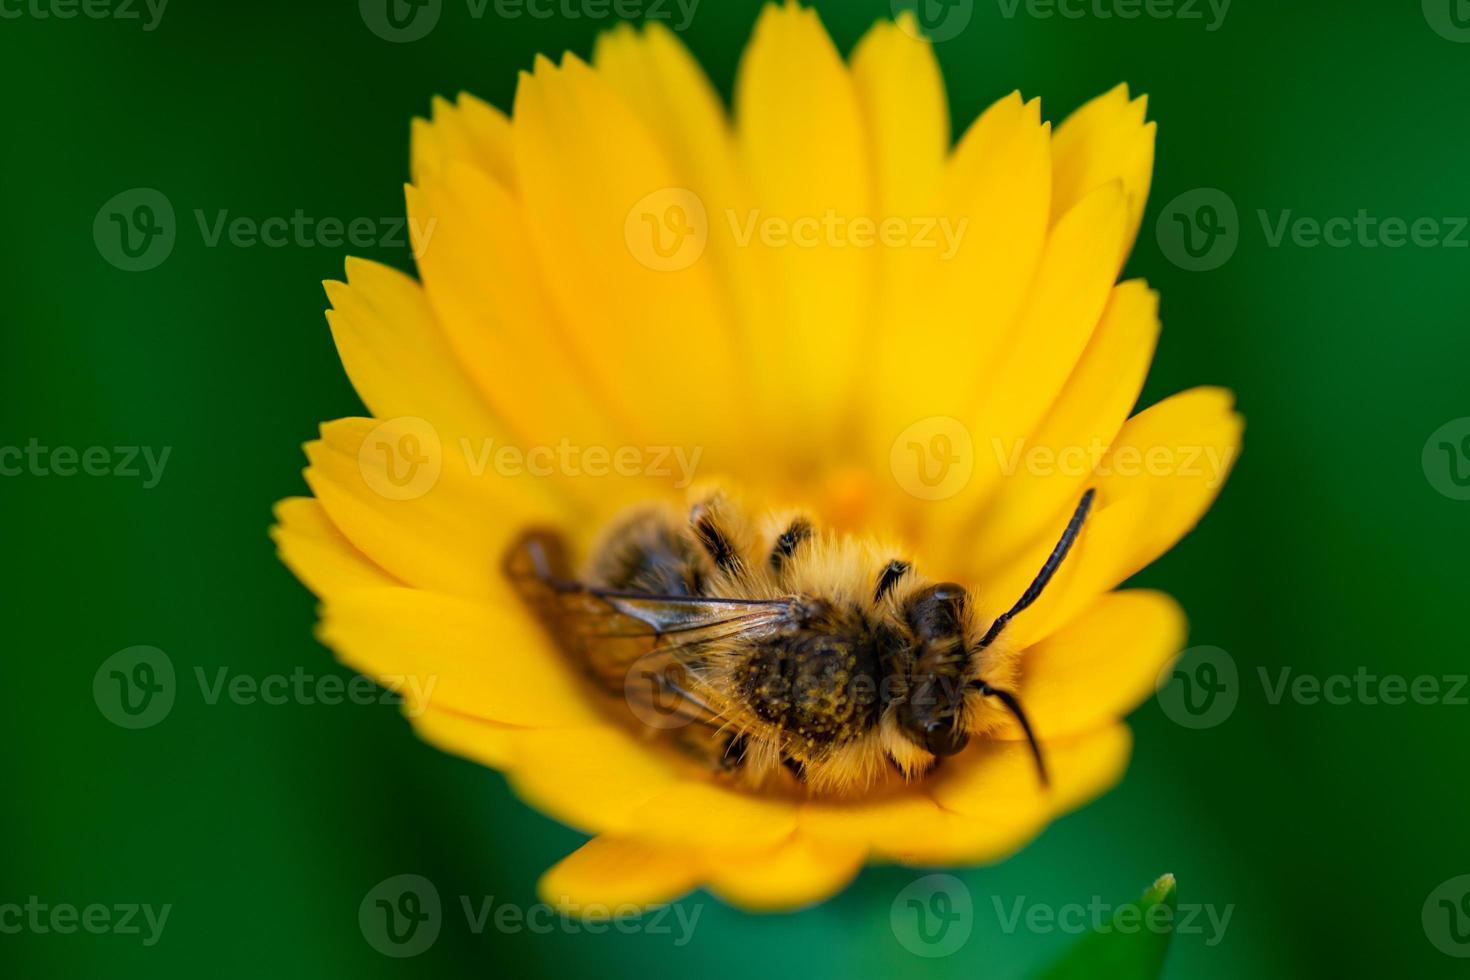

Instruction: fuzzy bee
[505,487,1094,795]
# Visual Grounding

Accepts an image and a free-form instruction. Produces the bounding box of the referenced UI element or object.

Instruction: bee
[505,487,1094,796]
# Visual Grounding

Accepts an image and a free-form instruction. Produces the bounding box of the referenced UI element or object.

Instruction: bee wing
[504,529,794,703]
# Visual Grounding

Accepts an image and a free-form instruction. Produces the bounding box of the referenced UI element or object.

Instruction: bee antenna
[976,488,1095,650]
[969,679,1049,787]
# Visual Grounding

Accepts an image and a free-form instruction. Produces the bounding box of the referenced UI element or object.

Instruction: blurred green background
[4,0,1469,976]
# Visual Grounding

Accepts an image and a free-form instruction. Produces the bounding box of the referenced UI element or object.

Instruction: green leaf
[1033,873,1179,980]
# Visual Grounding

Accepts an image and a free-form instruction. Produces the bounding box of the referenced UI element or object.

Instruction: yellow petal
[705,834,865,911]
[1052,84,1154,267]
[849,14,948,422]
[512,54,745,460]
[411,92,515,188]
[999,590,1185,740]
[270,496,398,598]
[938,181,1129,545]
[324,257,508,445]
[799,790,949,855]
[413,705,519,770]
[506,726,680,835]
[540,836,702,910]
[317,586,601,727]
[931,723,1132,824]
[867,92,1051,452]
[968,279,1160,578]
[734,1,872,450]
[592,23,784,456]
[406,168,653,516]
[303,416,563,602]
[988,388,1243,646]
[850,12,947,225]
[624,780,798,851]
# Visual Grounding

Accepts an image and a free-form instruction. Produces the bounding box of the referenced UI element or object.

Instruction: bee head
[895,582,972,757]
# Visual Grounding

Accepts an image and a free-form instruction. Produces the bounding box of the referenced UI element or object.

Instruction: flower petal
[937,181,1129,549]
[303,416,563,602]
[931,723,1133,825]
[512,54,745,459]
[624,781,798,851]
[989,387,1243,646]
[411,92,516,189]
[1051,84,1154,267]
[413,705,519,771]
[999,590,1185,740]
[969,279,1160,579]
[705,834,866,911]
[317,586,600,727]
[867,92,1051,452]
[324,257,508,444]
[505,726,680,835]
[539,836,702,909]
[406,167,653,515]
[735,1,872,448]
[270,496,398,598]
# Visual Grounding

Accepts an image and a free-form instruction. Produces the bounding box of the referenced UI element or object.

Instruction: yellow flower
[272,2,1242,912]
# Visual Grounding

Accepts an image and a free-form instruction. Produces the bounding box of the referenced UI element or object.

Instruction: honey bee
[505,487,1094,796]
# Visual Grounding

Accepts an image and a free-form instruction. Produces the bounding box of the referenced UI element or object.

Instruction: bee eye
[921,719,969,757]
[908,582,968,640]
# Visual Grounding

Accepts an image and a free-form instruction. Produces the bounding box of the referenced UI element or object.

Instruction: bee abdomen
[736,613,882,749]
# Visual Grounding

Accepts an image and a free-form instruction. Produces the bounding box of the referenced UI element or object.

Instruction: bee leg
[768,517,813,573]
[689,497,746,580]
[873,559,910,602]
